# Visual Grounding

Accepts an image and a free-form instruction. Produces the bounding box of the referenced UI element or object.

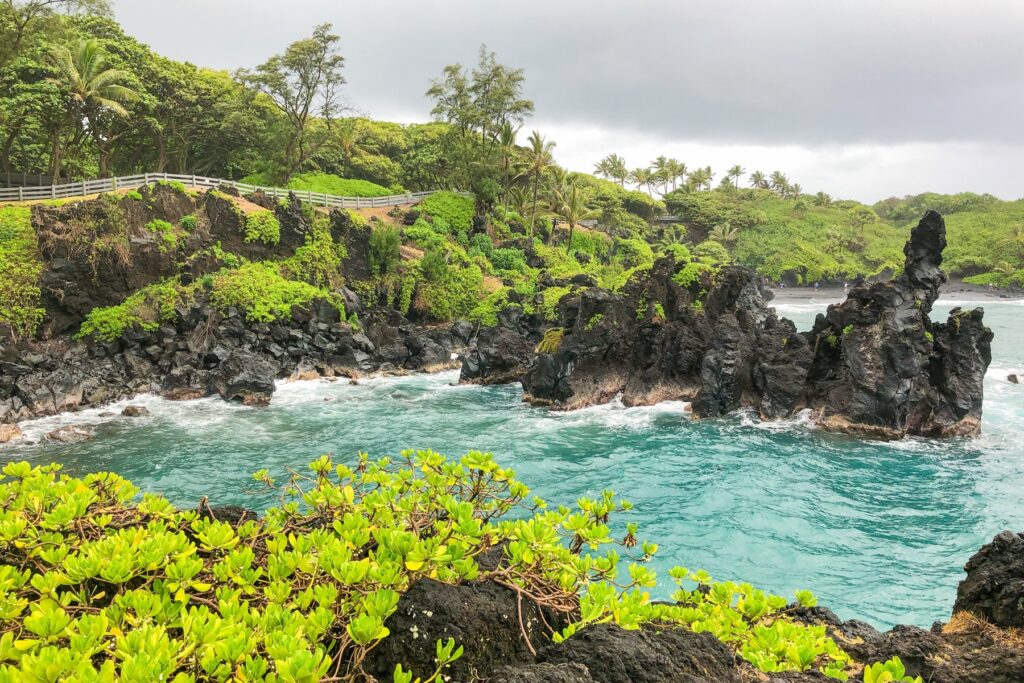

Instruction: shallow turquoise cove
[4,299,1023,629]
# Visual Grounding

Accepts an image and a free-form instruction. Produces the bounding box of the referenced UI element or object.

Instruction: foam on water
[3,301,1023,630]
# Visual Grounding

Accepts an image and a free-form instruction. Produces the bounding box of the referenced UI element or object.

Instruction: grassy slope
[241,172,395,198]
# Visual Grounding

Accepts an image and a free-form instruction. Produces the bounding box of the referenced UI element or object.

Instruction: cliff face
[479,211,992,438]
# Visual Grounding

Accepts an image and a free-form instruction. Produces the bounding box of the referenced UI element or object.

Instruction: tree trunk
[529,174,539,238]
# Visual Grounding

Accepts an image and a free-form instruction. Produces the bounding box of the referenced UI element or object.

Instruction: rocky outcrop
[0,291,470,423]
[953,530,1024,628]
[513,212,991,438]
[805,211,992,438]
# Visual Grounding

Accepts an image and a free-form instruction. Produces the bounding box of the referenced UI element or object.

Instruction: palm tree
[749,171,769,189]
[790,183,803,198]
[687,167,710,191]
[663,158,686,192]
[656,224,688,250]
[549,176,600,254]
[497,122,519,207]
[652,155,671,195]
[813,191,833,207]
[47,39,137,179]
[518,131,556,237]
[727,165,745,189]
[769,171,789,196]
[628,167,657,195]
[1002,225,1024,263]
[709,222,739,246]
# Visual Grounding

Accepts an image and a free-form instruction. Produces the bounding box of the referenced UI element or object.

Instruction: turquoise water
[3,299,1023,629]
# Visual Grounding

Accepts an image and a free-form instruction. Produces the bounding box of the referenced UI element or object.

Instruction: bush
[0,207,44,341]
[244,210,281,245]
[145,219,181,253]
[370,225,402,275]
[404,219,447,252]
[179,214,198,231]
[78,280,182,341]
[490,247,527,272]
[539,286,571,321]
[415,264,484,321]
[614,238,654,269]
[419,248,449,283]
[210,262,341,322]
[418,192,475,234]
[470,233,494,257]
[0,452,904,681]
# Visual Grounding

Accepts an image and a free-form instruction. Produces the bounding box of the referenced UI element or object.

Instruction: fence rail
[0,172,462,209]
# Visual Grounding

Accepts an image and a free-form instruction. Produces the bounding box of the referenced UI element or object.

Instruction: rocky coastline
[0,193,994,442]
[461,211,994,439]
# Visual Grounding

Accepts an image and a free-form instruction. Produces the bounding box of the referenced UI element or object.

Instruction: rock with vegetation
[518,211,992,438]
[806,211,993,438]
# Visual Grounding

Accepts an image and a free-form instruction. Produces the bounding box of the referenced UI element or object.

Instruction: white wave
[543,395,691,429]
[739,408,816,433]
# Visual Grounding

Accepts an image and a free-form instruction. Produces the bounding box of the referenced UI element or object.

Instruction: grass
[241,172,394,198]
[0,206,44,340]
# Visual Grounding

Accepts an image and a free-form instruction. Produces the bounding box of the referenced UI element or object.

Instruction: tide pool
[3,299,1023,629]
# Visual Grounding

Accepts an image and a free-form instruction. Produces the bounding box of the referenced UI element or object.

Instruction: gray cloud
[116,0,1024,145]
[113,0,1024,200]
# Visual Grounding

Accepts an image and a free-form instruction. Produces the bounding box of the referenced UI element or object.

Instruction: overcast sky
[115,0,1024,203]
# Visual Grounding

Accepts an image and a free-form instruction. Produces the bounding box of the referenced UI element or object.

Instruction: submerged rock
[45,425,94,443]
[121,405,149,417]
[0,423,23,443]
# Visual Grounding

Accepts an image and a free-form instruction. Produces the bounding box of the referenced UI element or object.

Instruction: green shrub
[145,219,181,253]
[419,192,475,234]
[539,286,571,321]
[419,248,449,283]
[78,280,182,341]
[404,219,447,252]
[281,229,346,289]
[0,206,44,341]
[210,262,341,322]
[662,243,692,261]
[370,225,402,275]
[585,313,604,331]
[244,210,281,245]
[179,214,198,231]
[614,237,654,269]
[0,452,899,681]
[415,264,484,321]
[862,657,922,683]
[490,247,527,272]
[693,240,731,265]
[468,288,512,326]
[470,233,494,257]
[123,190,143,201]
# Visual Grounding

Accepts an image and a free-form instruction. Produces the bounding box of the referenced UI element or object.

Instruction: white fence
[0,172,461,209]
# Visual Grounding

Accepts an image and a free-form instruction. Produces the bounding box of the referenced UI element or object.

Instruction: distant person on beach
[814,282,820,292]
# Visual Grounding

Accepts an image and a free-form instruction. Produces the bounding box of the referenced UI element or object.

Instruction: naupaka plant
[0,451,881,681]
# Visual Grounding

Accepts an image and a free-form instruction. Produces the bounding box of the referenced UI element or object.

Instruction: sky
[114,0,1024,203]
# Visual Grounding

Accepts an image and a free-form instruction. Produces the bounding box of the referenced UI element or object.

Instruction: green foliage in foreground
[241,172,395,198]
[0,453,918,682]
[0,454,880,683]
[0,207,45,341]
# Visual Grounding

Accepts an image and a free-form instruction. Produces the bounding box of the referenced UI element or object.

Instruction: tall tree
[652,155,670,195]
[242,23,346,181]
[426,45,533,191]
[769,170,789,195]
[727,164,745,189]
[663,158,686,191]
[496,120,518,206]
[518,130,555,237]
[687,167,710,192]
[749,170,769,189]
[45,37,136,179]
[628,167,658,195]
[549,175,599,253]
